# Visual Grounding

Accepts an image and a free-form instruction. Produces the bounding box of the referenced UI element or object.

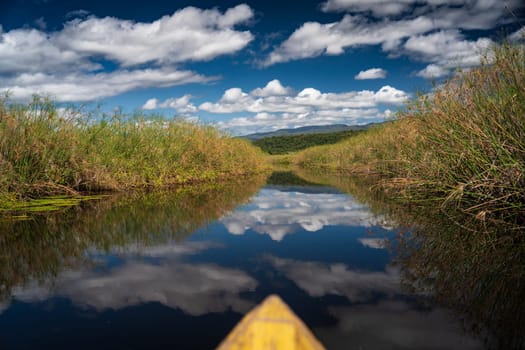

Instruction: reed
[0,96,267,199]
[296,42,525,226]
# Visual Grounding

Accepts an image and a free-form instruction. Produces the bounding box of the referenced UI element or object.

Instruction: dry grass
[0,96,267,199]
[296,42,525,226]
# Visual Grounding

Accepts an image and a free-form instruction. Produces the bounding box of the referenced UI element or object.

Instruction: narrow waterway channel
[0,171,518,349]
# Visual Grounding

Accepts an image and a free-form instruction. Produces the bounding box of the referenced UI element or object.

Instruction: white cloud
[404,30,493,79]
[142,98,159,110]
[321,0,520,28]
[55,4,254,67]
[215,108,394,135]
[266,0,519,69]
[321,0,419,16]
[142,94,197,114]
[0,5,254,102]
[206,80,406,132]
[220,189,390,241]
[416,64,449,78]
[144,80,408,134]
[355,68,387,80]
[264,15,435,66]
[0,28,97,75]
[251,79,293,97]
[3,68,212,102]
[403,30,491,64]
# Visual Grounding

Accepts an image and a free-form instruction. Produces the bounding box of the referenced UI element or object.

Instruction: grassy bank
[0,96,267,201]
[296,42,525,226]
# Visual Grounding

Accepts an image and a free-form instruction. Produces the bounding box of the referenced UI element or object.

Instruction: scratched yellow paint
[216,294,326,350]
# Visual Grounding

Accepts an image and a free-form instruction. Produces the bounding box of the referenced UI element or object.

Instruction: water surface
[0,172,487,349]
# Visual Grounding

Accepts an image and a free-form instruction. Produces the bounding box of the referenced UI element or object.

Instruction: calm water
[0,172,491,349]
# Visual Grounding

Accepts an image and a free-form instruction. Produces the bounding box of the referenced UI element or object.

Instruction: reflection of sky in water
[221,189,391,241]
[2,242,256,317]
[0,183,483,349]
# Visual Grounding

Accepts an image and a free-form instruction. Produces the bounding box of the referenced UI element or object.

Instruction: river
[0,171,521,349]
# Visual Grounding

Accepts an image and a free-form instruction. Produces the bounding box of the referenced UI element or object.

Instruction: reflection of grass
[0,96,267,205]
[0,174,267,301]
[396,210,525,349]
[295,169,525,348]
[266,171,324,187]
[0,195,105,214]
[295,43,525,227]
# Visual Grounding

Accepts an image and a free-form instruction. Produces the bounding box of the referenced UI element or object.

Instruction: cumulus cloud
[0,5,254,102]
[320,0,520,28]
[202,80,406,133]
[416,64,450,79]
[55,5,253,67]
[4,241,257,316]
[215,108,392,135]
[266,0,520,72]
[355,68,387,80]
[144,79,407,134]
[404,30,493,78]
[264,15,435,66]
[141,94,197,114]
[0,28,97,75]
[201,83,407,113]
[220,189,390,241]
[321,0,422,16]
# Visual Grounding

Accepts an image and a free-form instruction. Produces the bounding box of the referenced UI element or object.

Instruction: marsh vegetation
[0,96,267,207]
[295,42,525,229]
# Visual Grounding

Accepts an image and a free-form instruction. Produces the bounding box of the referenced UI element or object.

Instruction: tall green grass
[296,42,525,226]
[0,96,267,199]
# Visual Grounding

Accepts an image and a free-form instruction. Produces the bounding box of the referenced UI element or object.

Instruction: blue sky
[1,0,523,135]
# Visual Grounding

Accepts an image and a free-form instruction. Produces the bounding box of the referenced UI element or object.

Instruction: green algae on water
[0,195,106,218]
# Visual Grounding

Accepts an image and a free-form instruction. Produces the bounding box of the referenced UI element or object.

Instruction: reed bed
[0,96,267,200]
[296,42,525,226]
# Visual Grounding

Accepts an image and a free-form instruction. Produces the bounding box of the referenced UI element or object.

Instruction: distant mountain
[242,124,374,140]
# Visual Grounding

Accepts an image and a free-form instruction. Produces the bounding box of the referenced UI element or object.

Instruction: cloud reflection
[358,238,387,249]
[221,189,388,241]
[268,256,399,302]
[267,255,482,349]
[316,301,483,350]
[4,241,257,316]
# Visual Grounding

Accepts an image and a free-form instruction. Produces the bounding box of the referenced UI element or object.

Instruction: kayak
[216,294,326,350]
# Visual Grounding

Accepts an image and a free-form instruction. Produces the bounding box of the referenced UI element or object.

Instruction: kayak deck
[216,294,326,350]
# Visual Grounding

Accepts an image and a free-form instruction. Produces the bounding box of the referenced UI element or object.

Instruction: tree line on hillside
[252,130,361,155]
